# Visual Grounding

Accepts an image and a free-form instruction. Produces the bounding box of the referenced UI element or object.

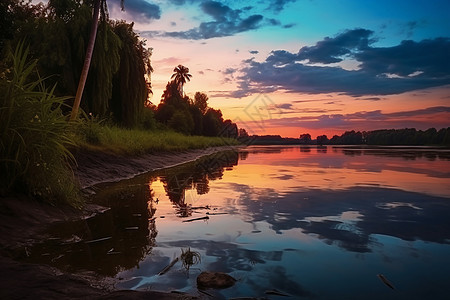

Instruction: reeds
[0,42,81,206]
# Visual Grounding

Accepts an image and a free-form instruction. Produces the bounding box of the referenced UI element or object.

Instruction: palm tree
[70,0,125,121]
[171,65,192,97]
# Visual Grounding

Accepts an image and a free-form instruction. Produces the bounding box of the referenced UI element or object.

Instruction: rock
[197,271,236,289]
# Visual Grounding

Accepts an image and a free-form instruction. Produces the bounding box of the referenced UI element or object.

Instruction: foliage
[316,135,329,146]
[194,91,208,114]
[0,43,81,206]
[84,18,121,116]
[299,133,312,144]
[110,21,151,127]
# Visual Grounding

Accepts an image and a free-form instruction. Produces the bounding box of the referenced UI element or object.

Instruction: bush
[0,43,82,206]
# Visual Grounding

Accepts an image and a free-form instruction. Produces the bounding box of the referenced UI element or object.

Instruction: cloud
[111,0,161,22]
[400,20,426,38]
[249,50,259,54]
[266,0,296,13]
[222,68,237,75]
[142,1,278,39]
[297,28,375,64]
[355,38,450,78]
[245,106,450,130]
[232,29,450,97]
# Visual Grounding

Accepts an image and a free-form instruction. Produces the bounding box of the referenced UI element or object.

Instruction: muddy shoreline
[1,146,239,299]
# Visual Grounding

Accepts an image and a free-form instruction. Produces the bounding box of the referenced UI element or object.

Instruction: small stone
[197,271,236,289]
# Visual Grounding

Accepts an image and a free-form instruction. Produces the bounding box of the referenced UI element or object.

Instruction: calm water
[28,146,450,299]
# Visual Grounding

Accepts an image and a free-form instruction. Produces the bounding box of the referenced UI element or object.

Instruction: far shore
[1,145,240,299]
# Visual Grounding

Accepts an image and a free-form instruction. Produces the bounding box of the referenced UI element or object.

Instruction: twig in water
[182,216,209,223]
[158,257,179,275]
[377,274,395,290]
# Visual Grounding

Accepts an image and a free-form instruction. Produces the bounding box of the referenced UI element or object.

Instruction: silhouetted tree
[202,108,223,136]
[111,21,151,127]
[194,91,208,114]
[316,135,329,146]
[221,120,238,138]
[239,128,249,137]
[171,64,192,96]
[299,133,312,144]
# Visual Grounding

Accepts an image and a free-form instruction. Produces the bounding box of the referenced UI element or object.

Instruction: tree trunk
[69,0,101,121]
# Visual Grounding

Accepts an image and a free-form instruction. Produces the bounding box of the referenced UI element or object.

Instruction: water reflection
[158,151,238,206]
[26,146,450,299]
[26,182,156,276]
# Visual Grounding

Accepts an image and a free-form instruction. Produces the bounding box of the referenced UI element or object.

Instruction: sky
[106,0,450,138]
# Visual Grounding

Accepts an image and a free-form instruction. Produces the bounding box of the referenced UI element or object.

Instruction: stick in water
[182,216,209,223]
[158,257,179,275]
[377,274,395,290]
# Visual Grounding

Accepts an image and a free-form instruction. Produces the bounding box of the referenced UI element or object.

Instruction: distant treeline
[239,127,450,146]
[325,128,450,146]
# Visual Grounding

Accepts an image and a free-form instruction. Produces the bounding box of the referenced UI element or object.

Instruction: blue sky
[107,0,450,136]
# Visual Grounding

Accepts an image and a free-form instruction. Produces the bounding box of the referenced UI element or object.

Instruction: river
[27,146,450,299]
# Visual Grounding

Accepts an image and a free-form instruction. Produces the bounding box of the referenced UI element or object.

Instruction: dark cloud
[360,97,382,101]
[355,38,450,78]
[247,106,450,130]
[266,0,296,12]
[283,23,296,29]
[142,1,278,39]
[232,29,450,97]
[201,0,238,22]
[297,28,375,64]
[249,50,259,54]
[222,68,237,75]
[111,0,161,22]
[275,103,293,110]
[400,20,426,38]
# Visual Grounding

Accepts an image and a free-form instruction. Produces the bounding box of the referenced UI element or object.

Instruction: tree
[203,108,223,136]
[111,20,151,127]
[70,0,125,121]
[69,0,101,121]
[171,64,192,96]
[316,135,328,146]
[194,92,208,114]
[239,128,249,137]
[299,133,311,144]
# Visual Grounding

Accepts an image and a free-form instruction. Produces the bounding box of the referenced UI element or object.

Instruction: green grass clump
[75,122,239,155]
[0,43,82,207]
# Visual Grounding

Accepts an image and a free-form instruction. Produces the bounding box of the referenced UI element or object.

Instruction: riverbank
[1,146,239,299]
[74,145,239,189]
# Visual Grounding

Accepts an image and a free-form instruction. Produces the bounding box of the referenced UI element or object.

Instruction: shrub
[0,43,81,206]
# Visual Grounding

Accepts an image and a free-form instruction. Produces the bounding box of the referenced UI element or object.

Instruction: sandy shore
[1,146,239,299]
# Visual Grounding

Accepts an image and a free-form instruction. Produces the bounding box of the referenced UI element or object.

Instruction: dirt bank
[73,145,239,189]
[1,146,238,299]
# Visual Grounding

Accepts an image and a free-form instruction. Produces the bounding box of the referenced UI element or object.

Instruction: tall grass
[0,43,82,206]
[75,122,239,155]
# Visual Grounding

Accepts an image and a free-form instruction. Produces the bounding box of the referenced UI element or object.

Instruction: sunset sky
[107,0,450,138]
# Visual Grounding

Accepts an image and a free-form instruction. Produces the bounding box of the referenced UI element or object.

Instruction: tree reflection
[158,150,239,209]
[27,182,158,276]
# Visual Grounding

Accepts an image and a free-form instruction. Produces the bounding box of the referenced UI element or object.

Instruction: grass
[74,120,240,155]
[0,42,82,206]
